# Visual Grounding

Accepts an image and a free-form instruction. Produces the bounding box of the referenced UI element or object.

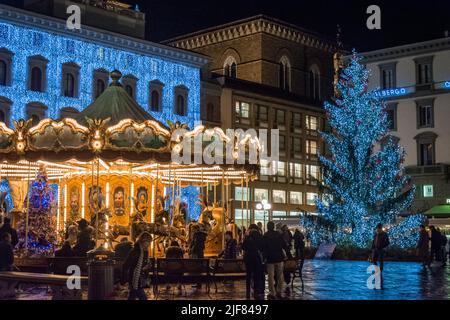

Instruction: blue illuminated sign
[444,81,450,89]
[0,21,201,128]
[374,87,409,98]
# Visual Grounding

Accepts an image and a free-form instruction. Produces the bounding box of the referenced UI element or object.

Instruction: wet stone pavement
[12,260,450,300]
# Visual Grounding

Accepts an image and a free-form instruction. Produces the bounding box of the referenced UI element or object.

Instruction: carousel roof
[75,70,162,127]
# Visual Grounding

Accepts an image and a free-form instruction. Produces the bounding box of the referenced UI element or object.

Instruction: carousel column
[25,161,31,255]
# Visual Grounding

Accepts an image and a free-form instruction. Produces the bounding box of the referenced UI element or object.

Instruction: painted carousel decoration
[0,71,260,257]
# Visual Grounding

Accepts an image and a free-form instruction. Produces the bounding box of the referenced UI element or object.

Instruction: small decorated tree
[302,52,423,248]
[16,164,57,256]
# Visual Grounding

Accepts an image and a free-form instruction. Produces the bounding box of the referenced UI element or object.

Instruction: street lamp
[256,199,271,231]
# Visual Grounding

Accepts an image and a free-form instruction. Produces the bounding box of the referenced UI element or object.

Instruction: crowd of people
[417,224,449,268]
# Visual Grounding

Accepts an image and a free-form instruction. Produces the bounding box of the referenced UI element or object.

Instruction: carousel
[0,71,259,258]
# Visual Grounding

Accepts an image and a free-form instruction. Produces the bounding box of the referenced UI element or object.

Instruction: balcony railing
[405,163,449,175]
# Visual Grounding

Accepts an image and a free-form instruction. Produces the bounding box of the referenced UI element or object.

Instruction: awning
[424,205,450,218]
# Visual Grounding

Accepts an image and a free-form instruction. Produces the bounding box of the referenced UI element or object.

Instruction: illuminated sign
[446,198,450,204]
[374,87,409,98]
[445,81,450,88]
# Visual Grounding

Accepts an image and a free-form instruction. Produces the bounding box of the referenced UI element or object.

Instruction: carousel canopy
[0,70,260,185]
[75,70,161,127]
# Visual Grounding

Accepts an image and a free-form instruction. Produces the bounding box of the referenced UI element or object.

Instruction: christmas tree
[303,52,423,248]
[16,164,57,256]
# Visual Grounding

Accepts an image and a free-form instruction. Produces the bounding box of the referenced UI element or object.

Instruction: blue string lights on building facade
[300,52,424,249]
[0,20,202,128]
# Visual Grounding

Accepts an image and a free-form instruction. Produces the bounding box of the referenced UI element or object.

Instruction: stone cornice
[163,15,338,53]
[0,4,210,68]
[360,37,450,63]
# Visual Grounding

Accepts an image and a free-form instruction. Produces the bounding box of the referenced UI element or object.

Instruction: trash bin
[87,245,115,300]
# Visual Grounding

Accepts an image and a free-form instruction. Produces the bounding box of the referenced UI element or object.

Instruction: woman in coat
[416,225,430,268]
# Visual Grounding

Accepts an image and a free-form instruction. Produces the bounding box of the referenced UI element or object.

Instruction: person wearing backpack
[371,223,390,272]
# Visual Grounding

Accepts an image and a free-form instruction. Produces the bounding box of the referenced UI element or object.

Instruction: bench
[0,271,88,300]
[210,258,246,293]
[283,258,304,292]
[153,258,212,298]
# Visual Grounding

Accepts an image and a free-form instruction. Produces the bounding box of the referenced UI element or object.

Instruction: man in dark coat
[114,237,134,260]
[73,219,95,257]
[165,241,184,259]
[55,241,75,258]
[371,223,390,272]
[0,217,18,248]
[0,232,14,271]
[293,229,305,259]
[263,221,288,299]
[429,226,442,262]
[242,224,265,299]
[416,225,430,268]
[122,232,152,300]
[189,227,207,259]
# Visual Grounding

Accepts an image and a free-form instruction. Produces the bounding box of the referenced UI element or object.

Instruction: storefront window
[273,190,286,203]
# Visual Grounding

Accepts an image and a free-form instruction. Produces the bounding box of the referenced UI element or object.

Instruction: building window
[234,187,249,201]
[272,190,286,204]
[290,191,303,205]
[275,109,285,129]
[122,74,137,99]
[306,164,319,185]
[28,55,48,92]
[224,56,237,78]
[305,115,318,131]
[291,112,302,133]
[62,62,80,98]
[414,131,437,166]
[93,69,109,99]
[206,103,215,122]
[0,97,11,126]
[59,107,80,119]
[279,135,286,154]
[290,162,302,179]
[279,56,291,91]
[260,159,271,176]
[423,185,433,198]
[386,103,398,131]
[306,139,318,155]
[149,80,164,112]
[379,62,397,89]
[274,161,286,177]
[0,48,13,87]
[235,101,250,125]
[291,137,302,158]
[256,105,268,127]
[174,85,189,116]
[26,102,47,127]
[416,98,434,128]
[415,56,433,87]
[254,188,269,202]
[308,64,321,100]
[306,192,318,206]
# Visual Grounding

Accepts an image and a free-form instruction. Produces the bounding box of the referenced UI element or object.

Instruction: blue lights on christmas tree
[301,52,423,249]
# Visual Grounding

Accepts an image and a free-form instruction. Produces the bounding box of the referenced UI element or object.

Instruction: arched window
[26,102,47,127]
[0,110,5,123]
[0,97,11,126]
[0,60,6,86]
[125,85,133,97]
[176,95,185,116]
[223,56,237,78]
[309,65,321,100]
[279,56,291,91]
[65,73,75,97]
[31,67,43,92]
[96,79,105,98]
[174,85,188,116]
[151,90,160,111]
[62,62,80,98]
[28,55,48,92]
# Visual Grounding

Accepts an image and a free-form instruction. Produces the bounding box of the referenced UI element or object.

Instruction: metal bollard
[87,246,115,300]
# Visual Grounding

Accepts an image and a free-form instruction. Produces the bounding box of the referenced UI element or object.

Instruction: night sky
[120,0,450,51]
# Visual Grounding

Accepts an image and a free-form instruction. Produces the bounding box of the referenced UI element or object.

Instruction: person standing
[371,223,390,272]
[257,222,263,235]
[0,217,18,248]
[219,231,237,259]
[437,228,447,265]
[189,226,207,259]
[0,232,14,271]
[293,229,305,259]
[416,225,430,268]
[429,226,442,262]
[242,224,265,300]
[166,240,184,259]
[263,221,288,299]
[122,232,152,300]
